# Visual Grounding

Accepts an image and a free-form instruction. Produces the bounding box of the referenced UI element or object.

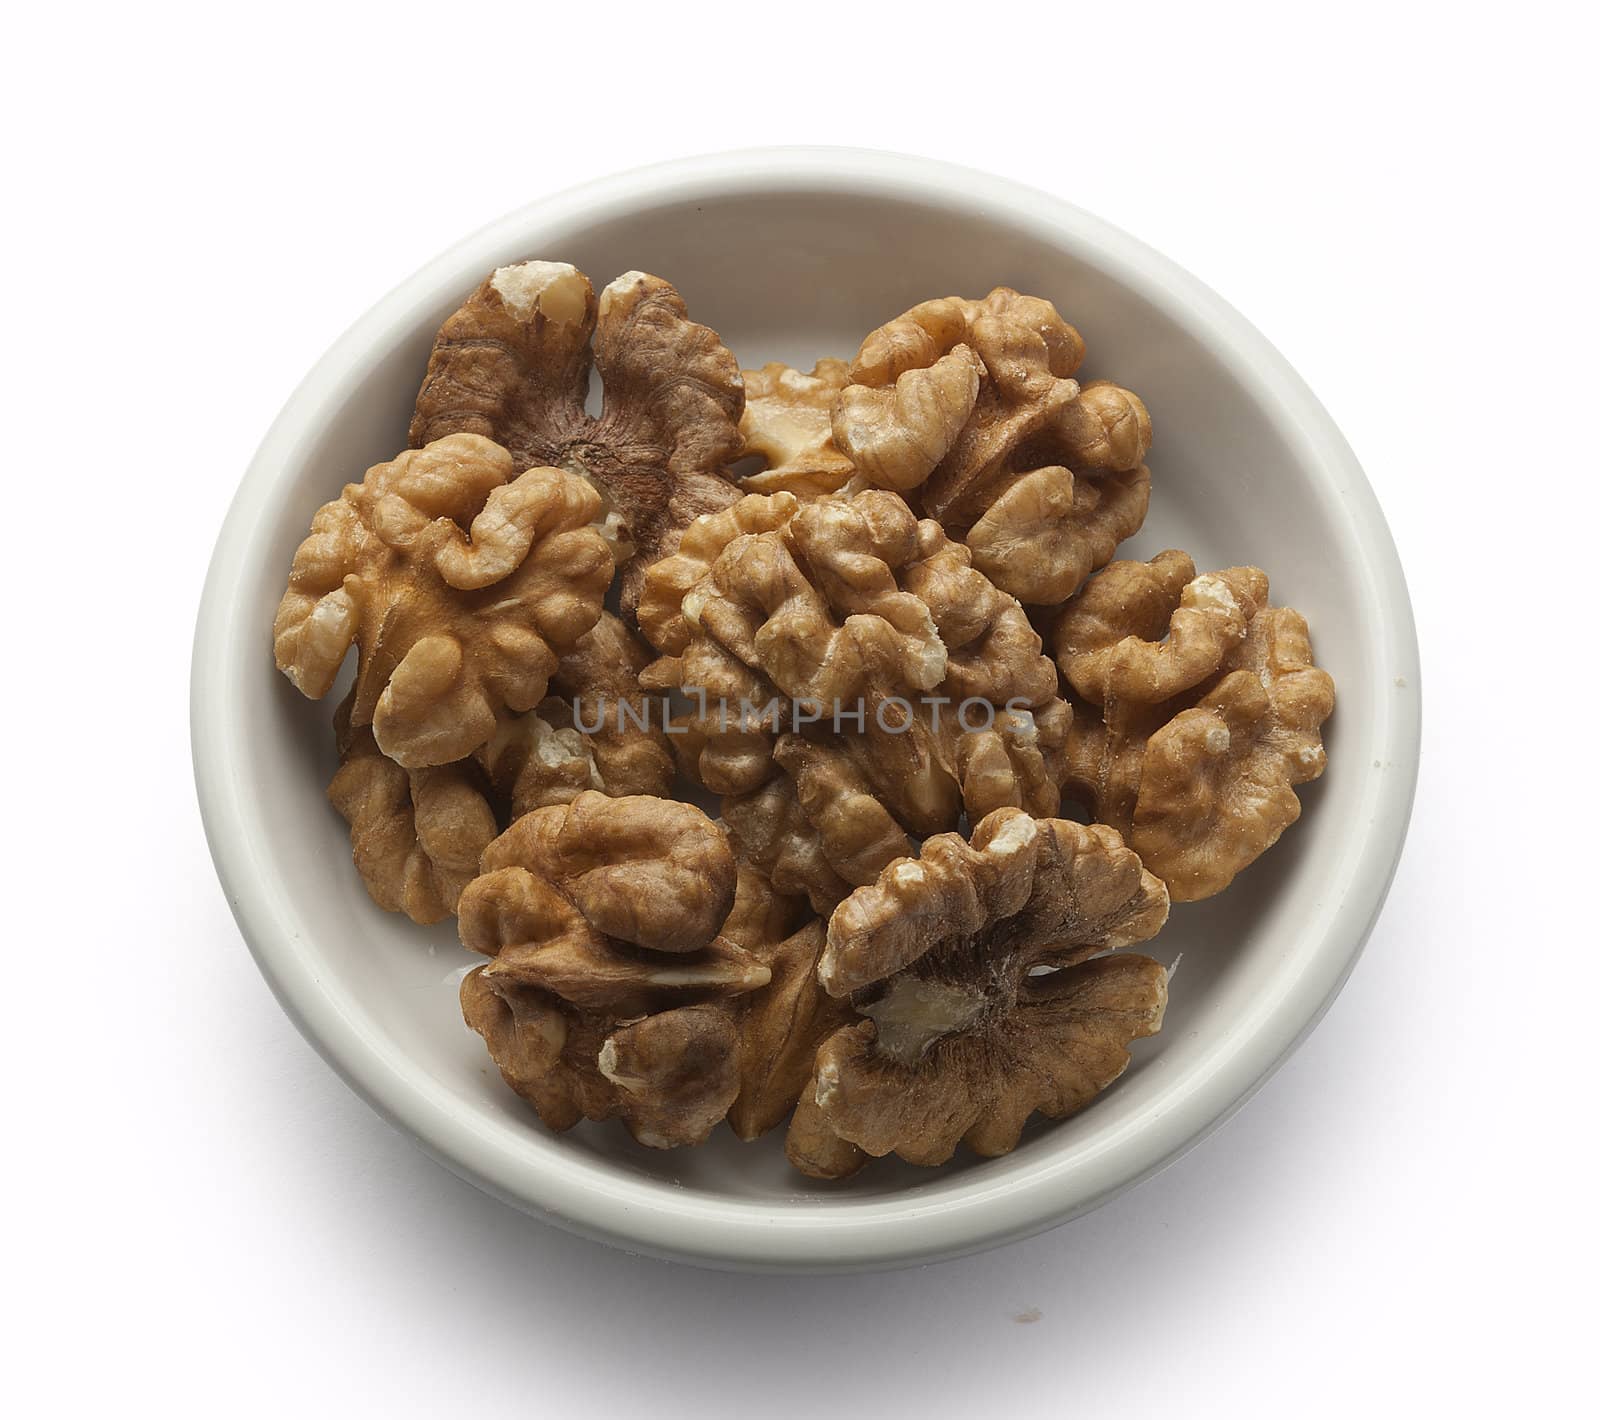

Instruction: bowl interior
[216,168,1401,1242]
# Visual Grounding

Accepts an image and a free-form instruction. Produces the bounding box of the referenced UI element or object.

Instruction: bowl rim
[191,146,1421,1273]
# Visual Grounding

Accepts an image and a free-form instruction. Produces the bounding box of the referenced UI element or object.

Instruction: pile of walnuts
[272,260,1334,1177]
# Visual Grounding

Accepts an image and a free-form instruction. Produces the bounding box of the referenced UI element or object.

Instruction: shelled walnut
[548,612,674,798]
[1055,551,1335,900]
[830,287,1151,604]
[459,793,761,1011]
[461,972,744,1149]
[721,699,1070,917]
[475,699,602,816]
[458,794,766,1148]
[460,813,845,1149]
[328,696,498,925]
[273,433,614,768]
[410,261,745,615]
[736,359,856,497]
[787,809,1171,1175]
[646,486,1072,909]
[477,611,676,815]
[728,919,858,1140]
[714,862,838,1148]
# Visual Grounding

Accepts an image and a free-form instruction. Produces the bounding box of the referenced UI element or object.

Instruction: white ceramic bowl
[192,149,1420,1272]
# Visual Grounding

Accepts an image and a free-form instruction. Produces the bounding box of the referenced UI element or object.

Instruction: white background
[6,3,1595,1415]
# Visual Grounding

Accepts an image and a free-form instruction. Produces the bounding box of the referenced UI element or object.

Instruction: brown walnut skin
[457,795,773,1150]
[550,612,674,798]
[465,860,839,1149]
[642,487,1074,911]
[327,694,497,924]
[478,611,677,813]
[461,970,741,1149]
[1055,552,1335,901]
[409,261,745,618]
[457,793,768,1018]
[831,287,1152,605]
[475,699,602,818]
[272,433,614,768]
[788,808,1170,1173]
[727,921,858,1141]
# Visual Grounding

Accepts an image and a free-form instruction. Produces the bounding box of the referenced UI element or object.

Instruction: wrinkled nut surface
[1057,552,1335,900]
[722,696,1070,919]
[273,433,614,768]
[473,610,673,818]
[728,921,857,1141]
[650,489,1072,911]
[461,970,740,1148]
[328,697,498,924]
[736,360,856,497]
[457,792,766,1015]
[476,698,603,817]
[788,808,1170,1172]
[647,489,948,705]
[643,488,1072,882]
[551,612,673,797]
[410,261,745,614]
[722,774,855,916]
[719,862,813,954]
[457,798,787,1150]
[460,854,836,1150]
[832,287,1151,604]
[1055,550,1267,705]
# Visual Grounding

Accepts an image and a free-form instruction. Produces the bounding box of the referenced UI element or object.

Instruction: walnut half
[1055,551,1336,900]
[458,792,762,1014]
[410,261,745,616]
[272,434,614,768]
[458,794,772,1149]
[460,828,848,1150]
[831,287,1152,605]
[642,486,1074,914]
[328,695,498,925]
[787,809,1170,1175]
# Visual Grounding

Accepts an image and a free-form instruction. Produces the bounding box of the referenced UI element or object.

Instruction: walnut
[549,611,674,798]
[788,809,1170,1173]
[462,911,842,1150]
[954,701,1072,822]
[471,611,675,816]
[646,490,948,706]
[328,697,497,924]
[653,486,1074,915]
[461,971,741,1148]
[1055,550,1266,705]
[1056,552,1336,900]
[719,862,812,953]
[460,839,832,1150]
[476,699,602,816]
[721,698,1069,921]
[727,920,858,1141]
[635,491,800,656]
[640,489,1068,816]
[458,795,783,1149]
[784,1066,868,1179]
[641,636,782,794]
[722,775,854,916]
[272,433,614,768]
[735,360,855,497]
[410,261,744,615]
[831,288,1151,604]
[457,792,766,1013]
